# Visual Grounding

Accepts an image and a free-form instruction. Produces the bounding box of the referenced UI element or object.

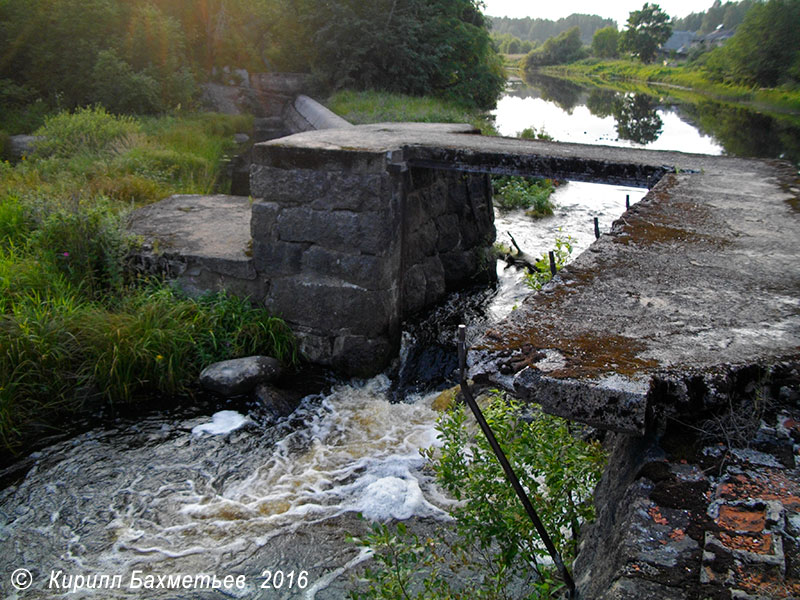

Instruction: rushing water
[0,182,646,600]
[13,73,763,599]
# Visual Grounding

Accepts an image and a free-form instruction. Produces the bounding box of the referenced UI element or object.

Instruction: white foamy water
[192,410,251,436]
[490,181,648,320]
[0,376,451,598]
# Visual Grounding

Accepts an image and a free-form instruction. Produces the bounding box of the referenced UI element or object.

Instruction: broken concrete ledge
[469,161,800,435]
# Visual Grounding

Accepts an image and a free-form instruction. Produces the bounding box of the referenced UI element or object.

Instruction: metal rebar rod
[457,324,576,598]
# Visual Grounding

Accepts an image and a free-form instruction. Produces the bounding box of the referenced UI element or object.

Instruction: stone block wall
[250,145,495,375]
[402,168,495,315]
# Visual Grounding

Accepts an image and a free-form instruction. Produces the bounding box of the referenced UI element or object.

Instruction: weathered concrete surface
[284,94,354,133]
[468,160,800,435]
[127,194,264,300]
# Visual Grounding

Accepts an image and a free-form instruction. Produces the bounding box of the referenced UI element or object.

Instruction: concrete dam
[128,88,800,598]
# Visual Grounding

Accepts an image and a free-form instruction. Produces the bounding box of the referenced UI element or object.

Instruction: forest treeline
[672,0,758,32]
[0,0,504,132]
[515,0,800,91]
[489,14,615,46]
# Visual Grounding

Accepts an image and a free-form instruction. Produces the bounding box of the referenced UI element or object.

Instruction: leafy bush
[492,176,557,218]
[92,50,162,114]
[29,200,129,297]
[524,232,574,290]
[516,126,553,141]
[350,394,606,599]
[33,106,140,158]
[524,27,586,69]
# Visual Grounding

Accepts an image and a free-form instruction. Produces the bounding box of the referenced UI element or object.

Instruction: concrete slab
[127,194,264,299]
[469,162,800,434]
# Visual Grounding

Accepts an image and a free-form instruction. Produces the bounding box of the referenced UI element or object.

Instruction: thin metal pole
[456,325,576,598]
[548,250,557,276]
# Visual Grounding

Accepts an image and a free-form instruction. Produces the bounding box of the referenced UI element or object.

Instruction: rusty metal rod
[456,324,576,598]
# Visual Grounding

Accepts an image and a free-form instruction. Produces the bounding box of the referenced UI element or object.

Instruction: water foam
[191,410,250,436]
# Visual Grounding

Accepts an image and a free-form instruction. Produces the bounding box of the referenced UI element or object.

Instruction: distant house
[699,26,735,48]
[659,30,697,59]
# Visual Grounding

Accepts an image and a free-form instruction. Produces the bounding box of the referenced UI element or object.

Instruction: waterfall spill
[0,182,646,599]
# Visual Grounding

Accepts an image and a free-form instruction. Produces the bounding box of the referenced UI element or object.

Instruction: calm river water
[2,75,787,599]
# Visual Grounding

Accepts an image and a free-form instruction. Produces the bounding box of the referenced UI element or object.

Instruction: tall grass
[0,107,291,457]
[326,90,498,135]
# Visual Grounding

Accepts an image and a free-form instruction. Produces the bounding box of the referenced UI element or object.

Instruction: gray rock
[253,383,296,423]
[199,356,282,397]
[9,135,43,159]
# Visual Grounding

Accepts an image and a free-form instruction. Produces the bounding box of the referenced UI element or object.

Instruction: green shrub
[524,232,574,290]
[92,50,162,114]
[516,126,553,141]
[350,394,606,599]
[492,176,557,218]
[29,200,129,297]
[33,106,140,158]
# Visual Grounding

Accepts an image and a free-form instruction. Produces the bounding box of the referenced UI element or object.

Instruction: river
[1,73,786,599]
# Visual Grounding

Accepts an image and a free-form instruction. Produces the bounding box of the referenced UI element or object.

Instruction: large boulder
[199,356,282,397]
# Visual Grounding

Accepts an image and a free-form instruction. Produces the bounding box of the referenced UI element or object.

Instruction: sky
[482,1,716,28]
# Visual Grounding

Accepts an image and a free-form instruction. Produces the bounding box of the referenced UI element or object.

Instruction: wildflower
[62,251,69,257]
[156,354,164,361]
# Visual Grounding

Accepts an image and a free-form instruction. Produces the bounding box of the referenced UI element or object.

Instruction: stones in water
[199,356,282,397]
[253,383,296,424]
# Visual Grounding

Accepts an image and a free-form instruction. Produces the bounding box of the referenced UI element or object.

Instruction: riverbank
[538,59,800,114]
[0,108,296,458]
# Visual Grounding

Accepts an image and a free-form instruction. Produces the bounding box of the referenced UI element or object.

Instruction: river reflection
[496,72,800,164]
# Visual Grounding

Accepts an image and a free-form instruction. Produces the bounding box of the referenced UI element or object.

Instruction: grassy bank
[326,90,498,135]
[0,107,296,457]
[539,59,800,114]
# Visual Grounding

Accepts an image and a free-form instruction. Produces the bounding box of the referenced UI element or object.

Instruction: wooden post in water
[593,217,600,240]
[626,194,630,210]
[548,250,557,276]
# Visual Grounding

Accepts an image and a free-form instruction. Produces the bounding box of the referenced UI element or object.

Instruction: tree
[524,26,585,69]
[592,26,620,58]
[620,3,672,63]
[294,0,505,109]
[705,0,800,87]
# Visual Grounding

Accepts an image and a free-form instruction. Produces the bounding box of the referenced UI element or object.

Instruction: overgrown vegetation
[523,27,586,70]
[0,107,295,455]
[491,177,558,218]
[349,393,606,599]
[523,233,574,290]
[0,0,504,138]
